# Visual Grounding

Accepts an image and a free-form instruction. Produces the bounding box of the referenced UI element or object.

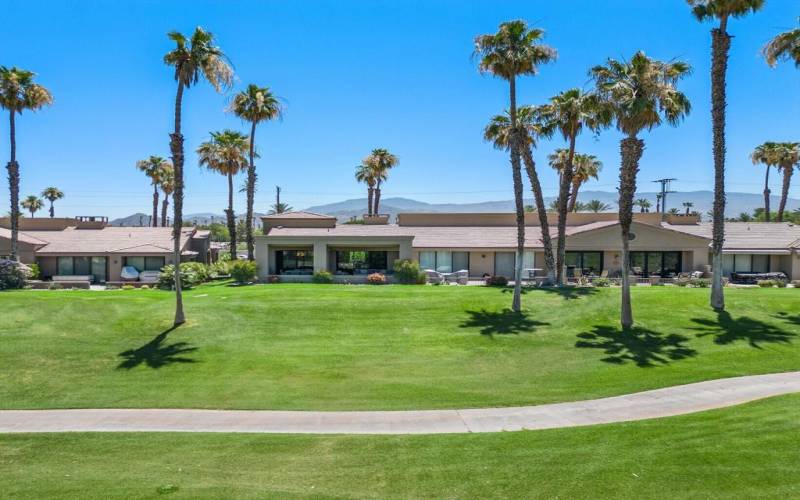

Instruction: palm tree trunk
[49,200,55,218]
[763,166,771,222]
[152,184,159,227]
[520,142,556,284]
[508,76,524,313]
[7,110,19,261]
[567,179,580,212]
[367,187,374,217]
[776,164,793,222]
[619,136,644,330]
[710,25,731,312]
[169,81,186,326]
[374,180,382,215]
[227,172,237,260]
[555,136,576,285]
[161,195,169,227]
[245,121,257,261]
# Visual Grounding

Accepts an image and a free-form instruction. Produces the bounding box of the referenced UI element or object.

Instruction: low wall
[268,274,397,284]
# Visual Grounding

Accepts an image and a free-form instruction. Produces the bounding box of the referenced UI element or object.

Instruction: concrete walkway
[1,372,798,435]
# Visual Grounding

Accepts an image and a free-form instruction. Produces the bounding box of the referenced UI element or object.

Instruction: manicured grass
[1,395,798,498]
[0,284,798,410]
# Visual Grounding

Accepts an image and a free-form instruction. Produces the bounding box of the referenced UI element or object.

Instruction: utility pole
[653,178,677,213]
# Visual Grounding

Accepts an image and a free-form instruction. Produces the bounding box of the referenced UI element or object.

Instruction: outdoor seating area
[423,269,469,285]
[730,271,788,285]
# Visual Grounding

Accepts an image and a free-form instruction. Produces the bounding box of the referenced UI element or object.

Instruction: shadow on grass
[692,311,796,349]
[575,326,697,367]
[776,312,800,327]
[500,286,599,300]
[117,325,198,369]
[460,309,548,337]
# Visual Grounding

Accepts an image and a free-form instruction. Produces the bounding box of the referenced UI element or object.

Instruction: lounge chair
[424,269,443,285]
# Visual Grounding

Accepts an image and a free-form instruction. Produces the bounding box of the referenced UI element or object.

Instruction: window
[276,249,314,274]
[56,256,107,282]
[565,251,603,276]
[335,250,389,275]
[522,251,535,270]
[57,256,74,275]
[419,251,469,273]
[124,256,164,272]
[721,254,771,276]
[125,257,145,272]
[752,255,770,273]
[629,252,681,277]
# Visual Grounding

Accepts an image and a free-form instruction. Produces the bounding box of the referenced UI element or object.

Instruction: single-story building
[255,211,800,282]
[0,216,211,283]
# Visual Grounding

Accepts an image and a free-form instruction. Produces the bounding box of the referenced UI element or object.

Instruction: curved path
[1,372,798,435]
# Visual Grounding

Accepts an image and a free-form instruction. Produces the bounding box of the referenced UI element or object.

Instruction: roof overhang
[723,249,792,255]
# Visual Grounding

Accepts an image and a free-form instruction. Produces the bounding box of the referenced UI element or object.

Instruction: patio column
[399,240,412,261]
[255,242,269,279]
[313,242,328,272]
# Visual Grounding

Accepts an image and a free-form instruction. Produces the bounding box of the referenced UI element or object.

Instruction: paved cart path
[1,372,798,435]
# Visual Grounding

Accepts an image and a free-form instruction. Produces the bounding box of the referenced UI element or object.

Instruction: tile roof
[0,227,48,246]
[262,211,335,219]
[665,222,800,250]
[15,227,196,255]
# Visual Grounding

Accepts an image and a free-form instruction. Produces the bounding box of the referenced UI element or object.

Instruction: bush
[157,263,203,290]
[27,263,41,280]
[229,260,257,284]
[139,284,150,290]
[592,277,610,287]
[121,284,135,290]
[674,280,689,287]
[312,270,334,284]
[181,261,210,282]
[484,275,508,287]
[690,278,710,288]
[791,280,800,288]
[208,261,229,278]
[48,282,63,290]
[367,272,387,285]
[757,279,785,288]
[393,259,426,284]
[0,259,30,290]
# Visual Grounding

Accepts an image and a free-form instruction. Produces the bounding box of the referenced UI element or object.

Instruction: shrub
[121,284,135,290]
[484,275,508,287]
[0,259,30,290]
[367,272,387,285]
[592,277,610,287]
[157,263,203,290]
[208,261,229,278]
[674,280,689,287]
[312,270,334,284]
[393,259,426,284]
[791,280,800,288]
[139,284,150,290]
[267,275,281,284]
[229,260,257,284]
[48,282,63,290]
[27,263,41,280]
[181,261,210,282]
[690,278,710,288]
[757,279,785,288]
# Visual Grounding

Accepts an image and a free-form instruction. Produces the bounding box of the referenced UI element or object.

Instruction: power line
[653,178,677,213]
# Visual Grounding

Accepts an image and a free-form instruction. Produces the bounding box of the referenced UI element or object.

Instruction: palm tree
[136,156,171,227]
[164,27,233,326]
[585,199,611,213]
[751,142,800,223]
[682,201,695,215]
[655,193,663,213]
[572,201,589,212]
[763,18,800,68]
[41,187,63,218]
[484,107,556,284]
[20,195,43,217]
[475,20,557,311]
[229,84,283,261]
[268,202,292,215]
[667,207,681,215]
[535,89,609,284]
[355,164,377,216]
[569,154,603,211]
[751,142,777,221]
[159,166,175,227]
[0,66,53,261]
[687,0,764,312]
[364,148,398,215]
[591,51,691,329]
[635,198,652,213]
[197,130,250,260]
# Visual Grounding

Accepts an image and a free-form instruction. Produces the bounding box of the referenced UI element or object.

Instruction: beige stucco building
[255,211,800,282]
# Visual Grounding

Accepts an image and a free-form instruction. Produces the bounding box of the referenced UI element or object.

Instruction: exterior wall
[36,256,57,277]
[468,251,495,277]
[190,237,211,264]
[0,240,37,263]
[397,212,670,228]
[262,217,336,230]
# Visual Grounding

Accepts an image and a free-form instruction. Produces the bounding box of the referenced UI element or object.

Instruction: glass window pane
[582,252,602,275]
[126,257,145,272]
[74,257,91,275]
[144,257,165,271]
[436,251,452,273]
[752,254,769,273]
[522,251,535,270]
[494,252,515,278]
[453,252,470,272]
[734,255,752,273]
[722,254,735,276]
[57,257,74,275]
[662,252,680,276]
[91,257,106,282]
[630,252,646,276]
[419,252,436,270]
[647,253,662,276]
[565,252,580,268]
[366,251,387,271]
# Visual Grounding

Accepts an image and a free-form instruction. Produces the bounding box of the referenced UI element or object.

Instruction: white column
[256,242,269,279]
[313,242,328,272]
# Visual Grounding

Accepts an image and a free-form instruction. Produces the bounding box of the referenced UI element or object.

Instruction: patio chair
[424,269,443,285]
[599,269,609,278]
[455,269,468,285]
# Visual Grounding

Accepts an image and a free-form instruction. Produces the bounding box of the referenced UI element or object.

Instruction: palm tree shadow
[575,325,697,367]
[500,286,599,300]
[117,325,198,369]
[776,312,800,327]
[460,309,548,337]
[692,311,796,349]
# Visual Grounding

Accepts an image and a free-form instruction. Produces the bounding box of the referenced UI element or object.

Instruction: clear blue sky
[4,0,799,219]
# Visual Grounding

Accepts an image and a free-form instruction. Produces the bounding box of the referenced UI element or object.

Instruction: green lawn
[0,284,798,410]
[1,395,798,499]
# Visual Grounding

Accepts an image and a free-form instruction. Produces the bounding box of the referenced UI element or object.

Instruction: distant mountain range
[110,190,799,226]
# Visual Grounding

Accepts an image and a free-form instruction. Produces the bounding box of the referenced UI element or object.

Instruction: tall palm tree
[535,89,609,284]
[585,199,611,213]
[591,51,691,329]
[136,156,171,227]
[682,201,695,215]
[484,107,556,284]
[569,154,603,212]
[268,202,292,215]
[0,66,53,261]
[751,142,778,222]
[474,20,557,311]
[635,198,652,213]
[763,18,800,68]
[229,84,283,261]
[197,130,250,260]
[41,187,63,218]
[687,0,763,312]
[159,166,175,227]
[667,207,681,215]
[364,148,398,215]
[20,195,43,217]
[354,164,377,216]
[164,27,233,325]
